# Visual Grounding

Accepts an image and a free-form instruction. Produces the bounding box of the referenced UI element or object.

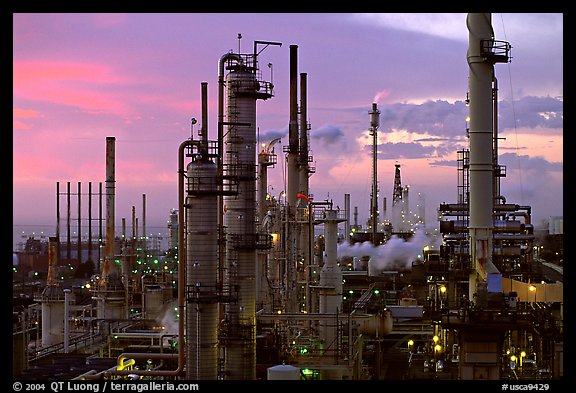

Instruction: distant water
[13,224,170,252]
[13,224,58,252]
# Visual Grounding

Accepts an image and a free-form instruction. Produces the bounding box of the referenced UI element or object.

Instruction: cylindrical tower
[467,13,495,298]
[93,136,125,320]
[41,236,64,347]
[167,209,178,250]
[285,44,300,314]
[257,142,277,312]
[369,103,380,243]
[318,209,345,357]
[186,159,219,380]
[223,56,272,380]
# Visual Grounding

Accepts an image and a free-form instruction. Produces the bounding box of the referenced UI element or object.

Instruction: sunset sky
[12,13,563,245]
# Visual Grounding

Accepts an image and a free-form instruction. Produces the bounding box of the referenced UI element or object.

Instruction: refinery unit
[13,13,563,381]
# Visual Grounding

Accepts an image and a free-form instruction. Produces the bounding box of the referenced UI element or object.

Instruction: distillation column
[223,50,276,379]
[185,82,220,380]
[318,209,345,357]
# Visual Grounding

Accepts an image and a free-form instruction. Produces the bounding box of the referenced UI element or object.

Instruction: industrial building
[13,13,563,381]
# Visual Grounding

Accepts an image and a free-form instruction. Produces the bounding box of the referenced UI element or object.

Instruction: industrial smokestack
[287,44,299,209]
[369,103,380,244]
[104,136,116,277]
[93,136,125,320]
[40,236,65,347]
[467,13,498,298]
[299,72,309,195]
[201,81,209,155]
[285,44,300,313]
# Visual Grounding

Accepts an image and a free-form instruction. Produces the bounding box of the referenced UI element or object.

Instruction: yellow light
[439,286,446,294]
[529,285,536,292]
[510,355,517,362]
[277,310,282,314]
[408,340,414,347]
[271,233,279,243]
[433,335,439,343]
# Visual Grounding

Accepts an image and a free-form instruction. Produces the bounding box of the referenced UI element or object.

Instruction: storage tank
[267,364,300,380]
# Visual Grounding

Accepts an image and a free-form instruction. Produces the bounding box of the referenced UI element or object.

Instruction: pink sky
[13,13,563,244]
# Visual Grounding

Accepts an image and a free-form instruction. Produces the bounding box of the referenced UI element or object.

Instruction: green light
[349,290,353,294]
[302,368,313,375]
[374,289,380,295]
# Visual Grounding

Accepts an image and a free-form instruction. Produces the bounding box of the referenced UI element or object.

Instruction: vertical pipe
[122,217,129,319]
[88,182,93,265]
[299,72,309,196]
[287,44,299,209]
[67,181,71,262]
[286,44,299,313]
[201,81,209,152]
[142,194,146,251]
[257,149,269,310]
[493,77,500,203]
[64,288,71,353]
[104,136,116,277]
[383,196,387,225]
[98,182,103,273]
[344,193,351,243]
[56,182,60,240]
[132,206,136,240]
[467,13,495,298]
[369,103,380,245]
[56,181,60,262]
[78,181,82,264]
[298,72,310,313]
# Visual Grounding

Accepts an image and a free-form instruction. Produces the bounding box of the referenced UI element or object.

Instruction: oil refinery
[13,13,563,381]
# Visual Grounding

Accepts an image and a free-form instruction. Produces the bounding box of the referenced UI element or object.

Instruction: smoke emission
[337,228,438,272]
